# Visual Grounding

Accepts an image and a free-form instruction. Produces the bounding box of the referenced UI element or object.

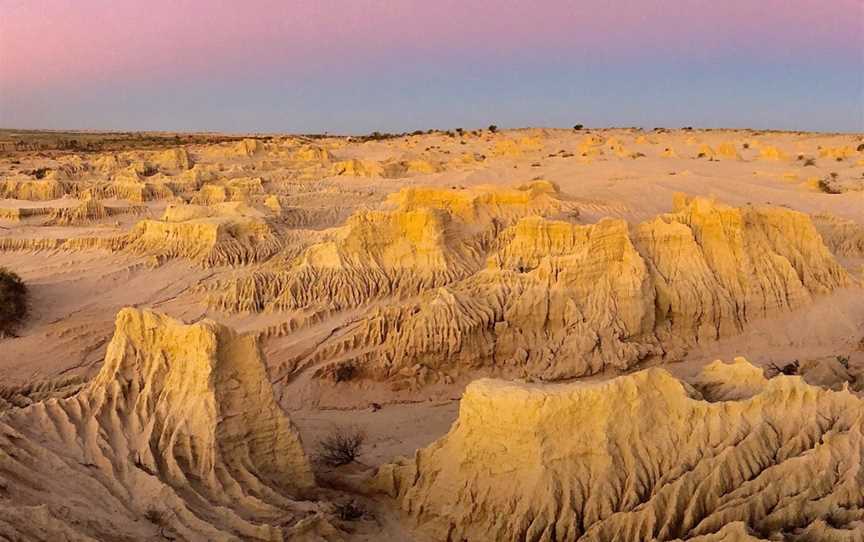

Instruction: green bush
[0,268,28,337]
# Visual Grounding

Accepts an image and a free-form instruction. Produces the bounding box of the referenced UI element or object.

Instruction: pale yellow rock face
[376,358,864,541]
[0,308,320,541]
[42,194,109,225]
[315,194,850,386]
[636,195,849,342]
[331,158,386,177]
[213,180,573,313]
[150,147,193,171]
[120,203,281,266]
[0,178,67,200]
[819,145,857,160]
[759,145,788,161]
[814,213,864,258]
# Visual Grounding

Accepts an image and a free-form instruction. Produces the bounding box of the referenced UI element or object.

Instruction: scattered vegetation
[0,129,254,156]
[333,500,366,521]
[140,164,160,177]
[817,172,842,194]
[836,355,850,369]
[26,167,50,179]
[488,125,498,133]
[332,361,357,383]
[817,178,842,194]
[316,425,366,466]
[0,268,28,338]
[767,360,800,376]
[573,124,584,130]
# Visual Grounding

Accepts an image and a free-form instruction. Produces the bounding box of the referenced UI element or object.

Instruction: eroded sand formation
[282,193,851,387]
[0,308,335,541]
[376,358,864,541]
[1,128,863,541]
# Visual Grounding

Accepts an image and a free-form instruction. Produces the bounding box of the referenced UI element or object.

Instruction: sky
[1,0,862,133]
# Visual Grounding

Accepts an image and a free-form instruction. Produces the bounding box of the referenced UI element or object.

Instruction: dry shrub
[0,267,27,337]
[316,425,365,466]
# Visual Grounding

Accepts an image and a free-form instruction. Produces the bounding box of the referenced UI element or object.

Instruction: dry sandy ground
[1,128,863,539]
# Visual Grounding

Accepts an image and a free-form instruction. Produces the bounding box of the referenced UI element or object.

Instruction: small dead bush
[0,268,28,338]
[317,426,365,466]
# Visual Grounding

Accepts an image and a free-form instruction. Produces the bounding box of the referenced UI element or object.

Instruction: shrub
[28,167,50,179]
[817,178,842,194]
[144,508,166,525]
[767,360,800,376]
[803,158,816,167]
[333,361,357,382]
[837,355,850,369]
[316,425,365,466]
[857,143,864,152]
[333,500,366,521]
[487,125,498,133]
[573,124,584,130]
[0,268,28,337]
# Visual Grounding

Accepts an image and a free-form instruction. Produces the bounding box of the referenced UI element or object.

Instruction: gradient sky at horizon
[1,0,862,133]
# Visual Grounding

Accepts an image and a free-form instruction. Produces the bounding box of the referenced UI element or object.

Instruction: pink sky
[3,0,862,92]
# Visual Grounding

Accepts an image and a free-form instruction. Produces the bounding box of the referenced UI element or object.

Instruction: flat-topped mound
[376,358,864,541]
